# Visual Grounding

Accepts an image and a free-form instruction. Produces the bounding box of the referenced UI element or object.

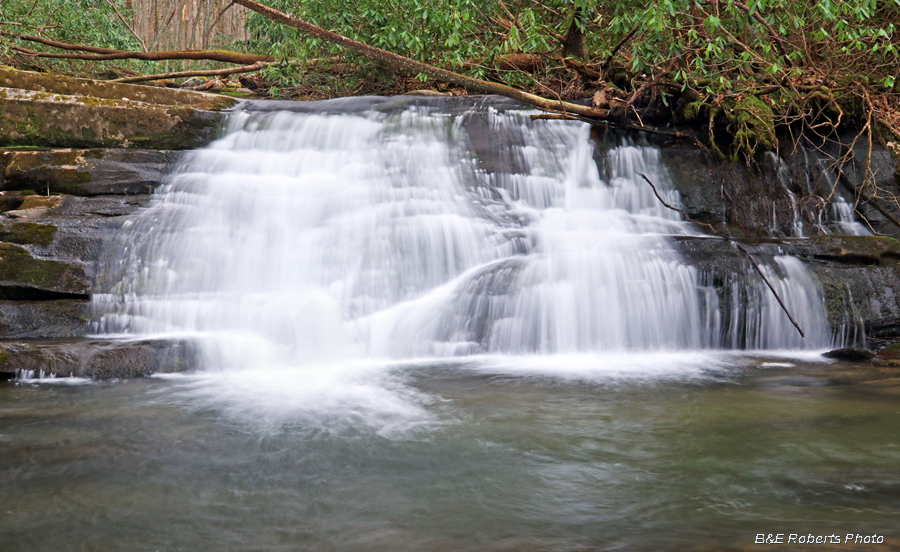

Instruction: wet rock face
[0,339,198,379]
[2,148,181,195]
[0,94,899,376]
[659,138,900,240]
[672,235,900,346]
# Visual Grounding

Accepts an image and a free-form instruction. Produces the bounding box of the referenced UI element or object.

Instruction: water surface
[2,355,898,551]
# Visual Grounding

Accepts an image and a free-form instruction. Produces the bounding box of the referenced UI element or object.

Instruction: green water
[1,355,898,551]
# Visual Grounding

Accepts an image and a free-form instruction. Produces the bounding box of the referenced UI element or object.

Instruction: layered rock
[2,90,900,378]
[0,67,231,378]
[0,66,235,150]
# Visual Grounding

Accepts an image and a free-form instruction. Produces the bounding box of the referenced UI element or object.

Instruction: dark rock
[0,242,90,296]
[822,347,876,361]
[672,234,900,345]
[658,137,900,239]
[0,338,198,378]
[783,235,900,265]
[2,148,180,195]
[0,300,90,338]
[2,193,150,290]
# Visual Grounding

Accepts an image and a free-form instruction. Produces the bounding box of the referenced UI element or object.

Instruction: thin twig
[638,172,806,338]
[149,7,178,52]
[105,0,147,52]
[204,1,235,46]
[602,25,639,73]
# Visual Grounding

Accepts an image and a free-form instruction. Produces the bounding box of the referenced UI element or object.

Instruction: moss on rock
[0,222,56,246]
[0,242,89,294]
[18,195,63,210]
[0,87,224,150]
[0,67,236,112]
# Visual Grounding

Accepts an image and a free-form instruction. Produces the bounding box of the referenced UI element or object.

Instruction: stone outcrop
[660,138,900,240]
[0,87,224,149]
[0,66,234,110]
[0,67,236,150]
[0,68,222,377]
[2,148,180,195]
[2,92,900,378]
[673,235,900,343]
[0,339,197,380]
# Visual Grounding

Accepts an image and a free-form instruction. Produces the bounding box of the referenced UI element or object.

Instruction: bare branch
[111,61,268,83]
[104,0,148,52]
[10,43,273,65]
[602,25,640,73]
[638,172,806,338]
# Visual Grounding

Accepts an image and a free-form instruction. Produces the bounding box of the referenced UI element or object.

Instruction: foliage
[4,0,900,158]
[0,0,151,74]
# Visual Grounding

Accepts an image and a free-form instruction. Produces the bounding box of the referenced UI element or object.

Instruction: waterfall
[93,99,833,371]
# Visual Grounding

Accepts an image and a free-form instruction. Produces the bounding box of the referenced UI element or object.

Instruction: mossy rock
[2,148,179,195]
[876,343,900,360]
[0,190,35,212]
[0,243,89,294]
[0,222,56,246]
[0,87,224,150]
[785,235,900,265]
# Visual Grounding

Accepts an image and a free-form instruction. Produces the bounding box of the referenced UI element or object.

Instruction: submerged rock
[822,348,876,361]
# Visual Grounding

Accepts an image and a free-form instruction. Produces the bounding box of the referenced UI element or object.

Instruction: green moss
[0,351,9,366]
[725,95,776,162]
[877,343,900,359]
[808,235,900,263]
[0,222,57,246]
[218,90,253,99]
[817,276,851,324]
[0,243,88,293]
[19,195,63,210]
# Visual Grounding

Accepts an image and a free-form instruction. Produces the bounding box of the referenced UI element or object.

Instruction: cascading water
[93,99,833,376]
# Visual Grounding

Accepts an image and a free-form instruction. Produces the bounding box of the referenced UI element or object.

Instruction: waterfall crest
[94,101,832,369]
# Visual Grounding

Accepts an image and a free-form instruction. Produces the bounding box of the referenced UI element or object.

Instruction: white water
[94,102,834,400]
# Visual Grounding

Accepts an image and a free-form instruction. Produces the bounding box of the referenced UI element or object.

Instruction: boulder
[0,338,198,379]
[822,347,876,361]
[1,148,180,195]
[0,87,224,149]
[0,242,90,297]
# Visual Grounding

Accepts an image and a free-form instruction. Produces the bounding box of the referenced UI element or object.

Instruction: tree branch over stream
[226,0,610,120]
[638,173,806,339]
